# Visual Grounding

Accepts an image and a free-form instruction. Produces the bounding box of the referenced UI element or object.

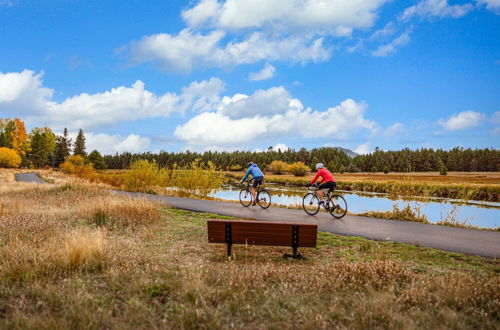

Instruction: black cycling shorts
[318,181,336,193]
[252,177,264,188]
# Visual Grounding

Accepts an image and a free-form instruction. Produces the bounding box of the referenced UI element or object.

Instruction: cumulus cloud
[438,111,486,131]
[400,0,473,21]
[372,28,412,57]
[182,0,388,34]
[85,133,151,155]
[273,143,289,152]
[492,111,500,124]
[0,69,224,130]
[249,63,276,81]
[174,86,377,147]
[476,0,500,13]
[370,22,397,40]
[126,29,331,72]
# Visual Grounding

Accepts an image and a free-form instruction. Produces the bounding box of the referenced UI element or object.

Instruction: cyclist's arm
[310,171,321,184]
[241,168,252,182]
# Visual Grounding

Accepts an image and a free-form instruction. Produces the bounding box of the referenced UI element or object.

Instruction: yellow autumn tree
[0,147,21,168]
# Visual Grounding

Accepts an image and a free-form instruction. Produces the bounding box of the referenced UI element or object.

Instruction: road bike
[239,180,271,209]
[302,183,347,218]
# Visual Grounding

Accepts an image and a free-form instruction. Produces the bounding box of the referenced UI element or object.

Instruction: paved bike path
[14,172,46,184]
[121,192,500,258]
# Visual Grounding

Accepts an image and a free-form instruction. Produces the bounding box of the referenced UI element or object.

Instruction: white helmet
[315,163,324,170]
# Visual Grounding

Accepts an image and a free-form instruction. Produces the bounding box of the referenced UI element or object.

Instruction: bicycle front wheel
[239,189,253,207]
[329,194,347,218]
[302,193,320,215]
[257,189,271,209]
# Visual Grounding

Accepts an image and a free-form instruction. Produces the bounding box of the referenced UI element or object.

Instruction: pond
[210,183,500,229]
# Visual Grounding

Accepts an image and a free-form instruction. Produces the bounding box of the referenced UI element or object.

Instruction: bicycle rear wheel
[257,189,271,209]
[302,193,320,215]
[328,194,347,218]
[239,189,252,207]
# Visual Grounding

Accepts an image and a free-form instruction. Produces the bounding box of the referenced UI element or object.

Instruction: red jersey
[310,168,335,184]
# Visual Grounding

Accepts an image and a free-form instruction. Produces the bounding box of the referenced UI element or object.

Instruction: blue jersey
[241,164,264,181]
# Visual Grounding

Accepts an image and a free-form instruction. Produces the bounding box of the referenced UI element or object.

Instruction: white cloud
[219,86,293,119]
[372,28,412,57]
[182,0,388,34]
[384,122,405,136]
[85,133,151,155]
[126,29,331,72]
[0,69,224,130]
[491,111,500,124]
[438,111,486,131]
[476,0,500,13]
[273,143,289,151]
[354,142,372,155]
[175,87,377,147]
[400,0,473,21]
[370,22,397,40]
[0,70,54,115]
[249,63,276,81]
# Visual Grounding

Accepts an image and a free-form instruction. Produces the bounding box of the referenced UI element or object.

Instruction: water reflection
[211,183,500,229]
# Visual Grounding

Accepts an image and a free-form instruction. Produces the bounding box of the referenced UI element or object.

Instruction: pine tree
[54,128,72,167]
[88,150,107,170]
[29,127,56,168]
[74,129,86,157]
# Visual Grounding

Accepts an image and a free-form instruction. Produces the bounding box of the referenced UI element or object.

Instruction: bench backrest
[207,219,317,247]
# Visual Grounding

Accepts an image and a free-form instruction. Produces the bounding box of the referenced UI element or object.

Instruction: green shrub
[0,147,21,168]
[339,164,345,174]
[289,162,309,177]
[268,160,288,175]
[383,166,390,174]
[439,165,448,176]
[124,160,167,192]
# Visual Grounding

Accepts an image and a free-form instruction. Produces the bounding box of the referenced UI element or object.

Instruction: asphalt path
[12,173,499,258]
[14,172,46,184]
[120,192,500,258]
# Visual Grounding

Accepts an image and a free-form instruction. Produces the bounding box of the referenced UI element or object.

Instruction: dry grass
[0,170,499,329]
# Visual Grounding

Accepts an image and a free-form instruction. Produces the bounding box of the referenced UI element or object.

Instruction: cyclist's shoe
[252,200,257,206]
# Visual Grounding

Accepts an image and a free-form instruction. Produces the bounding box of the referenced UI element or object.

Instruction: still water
[211,183,500,229]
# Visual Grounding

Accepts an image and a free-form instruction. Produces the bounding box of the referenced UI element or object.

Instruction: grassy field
[1,171,499,329]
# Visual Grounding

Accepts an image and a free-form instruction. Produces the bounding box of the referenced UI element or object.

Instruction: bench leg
[284,246,304,259]
[227,243,232,257]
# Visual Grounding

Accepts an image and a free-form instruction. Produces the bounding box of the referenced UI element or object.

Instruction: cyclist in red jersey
[309,163,336,203]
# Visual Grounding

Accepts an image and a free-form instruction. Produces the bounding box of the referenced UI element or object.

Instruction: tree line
[1,117,498,172]
[0,118,106,169]
[103,146,499,173]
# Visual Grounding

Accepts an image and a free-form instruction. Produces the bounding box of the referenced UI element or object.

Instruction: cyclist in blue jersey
[240,162,265,205]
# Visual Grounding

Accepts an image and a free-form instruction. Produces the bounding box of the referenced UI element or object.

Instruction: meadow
[0,170,499,329]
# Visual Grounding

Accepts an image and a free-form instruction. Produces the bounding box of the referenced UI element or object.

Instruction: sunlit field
[0,171,498,329]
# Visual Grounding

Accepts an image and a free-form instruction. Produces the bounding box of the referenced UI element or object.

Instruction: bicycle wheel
[328,194,347,218]
[239,189,253,207]
[302,193,320,215]
[257,189,271,209]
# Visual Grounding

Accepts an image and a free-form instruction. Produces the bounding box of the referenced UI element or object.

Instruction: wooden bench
[207,219,318,259]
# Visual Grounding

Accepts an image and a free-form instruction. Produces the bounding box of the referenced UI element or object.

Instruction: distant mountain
[333,147,358,158]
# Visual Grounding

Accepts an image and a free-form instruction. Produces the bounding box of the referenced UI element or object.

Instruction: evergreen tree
[54,128,71,167]
[88,150,107,170]
[74,129,86,156]
[29,127,56,168]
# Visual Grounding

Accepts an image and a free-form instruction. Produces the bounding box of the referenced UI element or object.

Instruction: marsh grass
[1,172,499,329]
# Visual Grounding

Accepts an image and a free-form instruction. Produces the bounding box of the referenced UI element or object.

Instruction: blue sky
[0,0,499,155]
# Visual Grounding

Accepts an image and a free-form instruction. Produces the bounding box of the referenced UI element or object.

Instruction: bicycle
[302,183,347,218]
[239,179,271,209]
